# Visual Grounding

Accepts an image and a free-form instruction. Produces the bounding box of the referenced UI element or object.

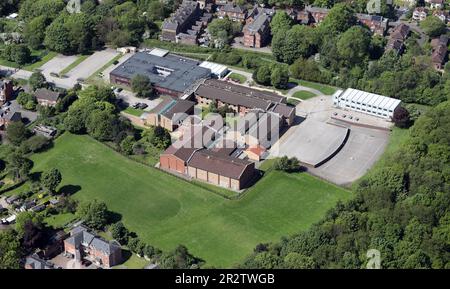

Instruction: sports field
[30,133,351,267]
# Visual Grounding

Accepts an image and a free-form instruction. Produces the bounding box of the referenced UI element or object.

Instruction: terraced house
[161,0,201,42]
[243,10,273,48]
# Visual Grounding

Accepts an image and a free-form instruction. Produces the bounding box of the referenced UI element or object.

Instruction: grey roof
[110,52,211,94]
[66,225,121,255]
[150,98,195,121]
[34,88,60,102]
[221,3,246,14]
[25,254,54,269]
[245,13,270,34]
[162,0,198,31]
[195,79,285,111]
[3,111,21,121]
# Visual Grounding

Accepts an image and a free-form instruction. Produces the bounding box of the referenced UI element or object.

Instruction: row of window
[342,100,393,113]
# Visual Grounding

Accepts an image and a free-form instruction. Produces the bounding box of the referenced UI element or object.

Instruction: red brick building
[64,225,122,268]
[0,79,13,104]
[243,13,271,48]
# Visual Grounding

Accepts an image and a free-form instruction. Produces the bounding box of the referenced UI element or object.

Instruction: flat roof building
[199,61,229,79]
[110,50,211,96]
[333,88,401,119]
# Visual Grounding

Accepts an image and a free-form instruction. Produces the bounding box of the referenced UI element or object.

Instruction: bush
[20,135,51,153]
[110,222,130,245]
[273,156,301,173]
[120,135,135,155]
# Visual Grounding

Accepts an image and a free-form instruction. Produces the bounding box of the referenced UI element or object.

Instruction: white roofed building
[333,88,401,120]
[199,61,229,79]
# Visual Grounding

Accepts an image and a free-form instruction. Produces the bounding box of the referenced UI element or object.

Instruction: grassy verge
[227,72,247,84]
[85,54,123,84]
[292,90,317,100]
[59,54,91,75]
[29,132,350,267]
[290,78,339,95]
[122,107,144,117]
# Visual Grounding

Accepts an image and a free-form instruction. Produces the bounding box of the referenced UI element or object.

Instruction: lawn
[0,50,58,71]
[291,79,339,95]
[292,90,317,100]
[227,72,247,84]
[30,133,351,267]
[122,107,144,117]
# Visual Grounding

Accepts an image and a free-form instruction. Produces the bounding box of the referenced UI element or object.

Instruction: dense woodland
[239,101,450,269]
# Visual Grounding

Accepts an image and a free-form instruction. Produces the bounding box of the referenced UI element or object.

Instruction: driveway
[116,89,162,110]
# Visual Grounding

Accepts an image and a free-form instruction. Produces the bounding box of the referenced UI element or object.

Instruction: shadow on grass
[59,184,82,196]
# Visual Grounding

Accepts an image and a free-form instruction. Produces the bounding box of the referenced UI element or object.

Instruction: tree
[273,156,301,172]
[7,152,32,181]
[420,16,446,38]
[77,200,109,230]
[2,44,31,65]
[270,11,294,36]
[86,110,118,141]
[28,72,47,91]
[0,230,21,269]
[44,16,71,53]
[7,121,27,146]
[271,66,289,89]
[284,252,316,269]
[392,106,411,128]
[16,92,37,111]
[120,135,135,155]
[272,25,317,64]
[131,74,155,99]
[20,135,51,153]
[319,3,356,36]
[253,65,272,86]
[110,222,130,245]
[24,15,50,50]
[208,17,242,45]
[41,168,62,195]
[15,212,43,239]
[151,126,171,149]
[336,26,371,68]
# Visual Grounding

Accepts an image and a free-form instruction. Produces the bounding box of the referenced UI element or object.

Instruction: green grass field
[292,90,317,100]
[30,133,351,267]
[291,79,338,95]
[227,72,247,84]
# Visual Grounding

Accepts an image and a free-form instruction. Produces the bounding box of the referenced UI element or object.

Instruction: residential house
[306,6,329,24]
[41,230,68,259]
[413,7,429,21]
[218,3,247,22]
[64,225,122,268]
[161,1,201,42]
[243,12,272,48]
[356,13,388,35]
[34,88,60,107]
[427,0,444,9]
[432,9,449,23]
[385,23,410,55]
[145,98,195,131]
[0,109,21,129]
[431,35,448,70]
[0,79,13,104]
